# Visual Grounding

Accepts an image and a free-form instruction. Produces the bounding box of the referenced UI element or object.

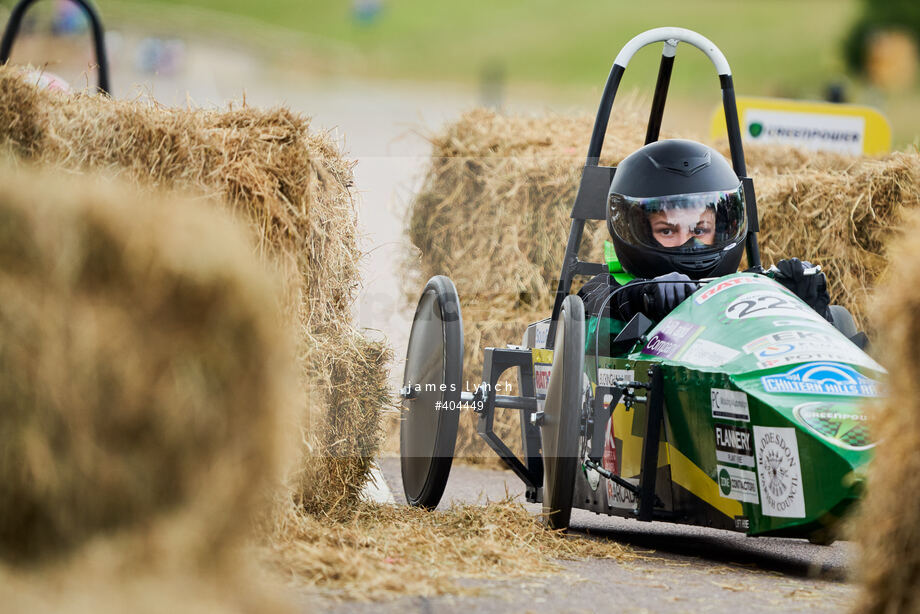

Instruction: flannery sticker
[711,388,750,422]
[680,339,740,368]
[715,423,755,467]
[598,369,634,388]
[694,276,775,304]
[761,362,881,397]
[793,402,874,451]
[725,290,827,323]
[753,426,806,518]
[642,319,701,359]
[717,465,759,504]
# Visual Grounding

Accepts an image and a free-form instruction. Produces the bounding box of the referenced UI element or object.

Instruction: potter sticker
[753,426,806,518]
[743,330,883,372]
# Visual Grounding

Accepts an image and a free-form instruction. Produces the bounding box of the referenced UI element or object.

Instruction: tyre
[399,275,463,508]
[541,294,585,530]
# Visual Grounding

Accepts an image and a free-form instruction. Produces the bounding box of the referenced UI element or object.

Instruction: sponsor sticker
[598,368,634,388]
[585,465,601,491]
[743,330,884,372]
[603,416,637,510]
[793,402,874,451]
[711,388,750,422]
[534,321,550,349]
[744,108,865,155]
[532,348,553,411]
[607,477,638,510]
[753,426,806,518]
[642,319,701,359]
[771,319,828,328]
[734,516,750,531]
[694,276,771,304]
[761,362,881,397]
[714,423,755,467]
[679,338,740,368]
[725,290,827,323]
[717,465,759,504]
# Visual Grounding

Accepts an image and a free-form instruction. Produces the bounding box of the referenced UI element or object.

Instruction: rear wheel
[541,294,585,530]
[399,275,463,508]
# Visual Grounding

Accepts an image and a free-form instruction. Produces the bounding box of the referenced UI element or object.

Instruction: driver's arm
[578,272,697,321]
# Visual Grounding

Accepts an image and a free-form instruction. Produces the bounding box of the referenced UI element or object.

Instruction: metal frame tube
[1,0,110,94]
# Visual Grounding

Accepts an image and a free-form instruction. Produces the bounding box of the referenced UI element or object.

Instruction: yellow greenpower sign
[711,97,891,155]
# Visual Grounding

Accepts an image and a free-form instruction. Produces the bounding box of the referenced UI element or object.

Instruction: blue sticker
[760,362,880,397]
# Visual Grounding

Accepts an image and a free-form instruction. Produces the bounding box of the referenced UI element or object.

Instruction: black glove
[773,258,831,319]
[641,272,698,320]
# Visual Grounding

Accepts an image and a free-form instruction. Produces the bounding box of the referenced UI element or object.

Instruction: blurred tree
[844,0,920,76]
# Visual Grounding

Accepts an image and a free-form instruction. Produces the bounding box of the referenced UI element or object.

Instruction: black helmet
[606,139,747,280]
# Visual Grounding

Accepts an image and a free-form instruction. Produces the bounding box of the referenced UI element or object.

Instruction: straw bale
[855,211,920,613]
[405,107,920,460]
[268,499,634,600]
[0,66,392,511]
[0,163,294,571]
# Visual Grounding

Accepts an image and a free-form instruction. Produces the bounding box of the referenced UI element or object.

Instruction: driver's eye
[656,228,673,235]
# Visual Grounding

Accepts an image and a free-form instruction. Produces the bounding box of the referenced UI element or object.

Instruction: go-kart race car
[399,27,880,543]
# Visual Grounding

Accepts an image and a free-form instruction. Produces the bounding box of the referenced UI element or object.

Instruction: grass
[98,0,860,99]
[5,0,916,144]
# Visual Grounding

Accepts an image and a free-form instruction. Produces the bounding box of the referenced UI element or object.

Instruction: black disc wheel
[400,275,463,508]
[541,294,585,530]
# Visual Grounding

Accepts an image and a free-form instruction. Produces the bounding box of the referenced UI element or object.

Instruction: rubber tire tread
[542,294,586,531]
[400,275,463,508]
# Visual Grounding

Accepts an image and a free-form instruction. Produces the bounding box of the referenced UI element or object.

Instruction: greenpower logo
[748,122,764,138]
[719,468,732,495]
[793,402,874,451]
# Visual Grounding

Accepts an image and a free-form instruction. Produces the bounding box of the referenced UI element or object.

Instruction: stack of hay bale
[856,212,920,613]
[0,65,392,513]
[406,106,920,460]
[0,165,295,611]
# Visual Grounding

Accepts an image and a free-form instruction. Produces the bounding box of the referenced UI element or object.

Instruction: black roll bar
[1,0,110,95]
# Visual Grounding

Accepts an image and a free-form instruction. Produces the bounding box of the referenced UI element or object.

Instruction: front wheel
[399,275,463,508]
[541,294,585,531]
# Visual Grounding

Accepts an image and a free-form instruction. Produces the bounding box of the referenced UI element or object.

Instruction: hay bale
[406,107,920,460]
[268,499,634,600]
[0,163,294,568]
[855,211,920,613]
[0,66,391,511]
[756,153,920,328]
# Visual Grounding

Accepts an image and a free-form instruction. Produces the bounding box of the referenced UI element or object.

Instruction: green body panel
[582,273,880,538]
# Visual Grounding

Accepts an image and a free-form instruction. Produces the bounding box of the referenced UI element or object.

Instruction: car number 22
[724,291,825,322]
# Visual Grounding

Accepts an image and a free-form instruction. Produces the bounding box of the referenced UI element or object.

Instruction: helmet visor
[608,184,746,253]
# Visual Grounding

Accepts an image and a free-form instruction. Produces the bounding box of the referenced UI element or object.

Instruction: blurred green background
[3,0,918,147]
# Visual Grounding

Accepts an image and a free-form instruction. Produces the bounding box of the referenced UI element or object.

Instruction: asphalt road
[313,457,855,614]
